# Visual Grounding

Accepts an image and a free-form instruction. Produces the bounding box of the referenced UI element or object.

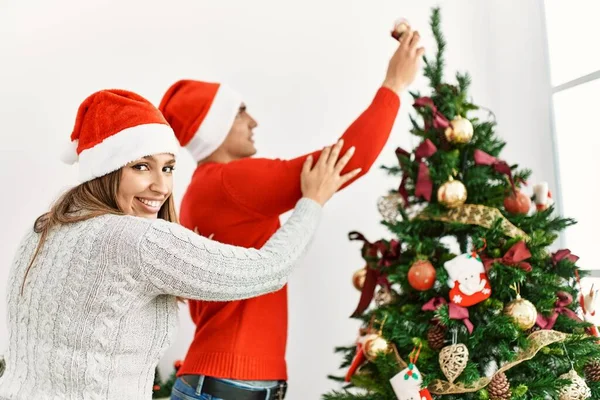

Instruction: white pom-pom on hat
[60,139,79,165]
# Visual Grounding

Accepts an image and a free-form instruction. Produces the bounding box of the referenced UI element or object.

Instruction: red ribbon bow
[482,241,532,273]
[348,232,399,317]
[395,147,411,204]
[552,249,579,265]
[536,291,581,330]
[414,140,437,201]
[395,139,438,202]
[378,239,401,267]
[473,149,516,193]
[413,97,450,130]
[422,297,474,334]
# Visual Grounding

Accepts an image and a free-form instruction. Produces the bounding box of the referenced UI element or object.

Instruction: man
[160,29,423,400]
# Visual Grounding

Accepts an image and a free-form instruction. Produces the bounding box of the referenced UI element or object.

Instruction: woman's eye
[164,166,175,173]
[132,164,149,171]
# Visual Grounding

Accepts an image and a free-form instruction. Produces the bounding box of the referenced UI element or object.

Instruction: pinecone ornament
[585,359,600,382]
[488,372,511,400]
[427,324,447,351]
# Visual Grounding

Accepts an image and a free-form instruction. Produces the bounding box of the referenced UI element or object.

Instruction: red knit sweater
[177,87,400,380]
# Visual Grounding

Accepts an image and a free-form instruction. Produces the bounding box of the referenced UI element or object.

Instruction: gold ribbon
[428,330,567,394]
[417,204,529,240]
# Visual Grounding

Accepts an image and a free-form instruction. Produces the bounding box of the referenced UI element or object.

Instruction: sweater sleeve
[221,87,400,218]
[138,198,321,301]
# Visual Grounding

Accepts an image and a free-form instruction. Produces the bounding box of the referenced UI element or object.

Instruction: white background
[0,1,563,398]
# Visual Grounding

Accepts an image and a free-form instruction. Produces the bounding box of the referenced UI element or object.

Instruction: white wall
[485,0,557,210]
[0,1,554,398]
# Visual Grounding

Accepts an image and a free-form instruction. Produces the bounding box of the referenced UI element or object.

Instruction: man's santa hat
[61,89,180,183]
[158,80,243,162]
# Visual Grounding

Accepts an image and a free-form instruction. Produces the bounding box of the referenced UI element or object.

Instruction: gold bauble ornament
[352,268,367,291]
[445,116,474,144]
[377,193,404,223]
[363,333,390,361]
[504,294,537,330]
[439,343,469,383]
[374,287,399,306]
[437,178,467,208]
[558,369,591,400]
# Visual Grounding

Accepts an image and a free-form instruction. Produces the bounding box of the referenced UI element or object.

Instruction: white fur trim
[77,123,179,183]
[185,84,243,162]
[60,139,80,165]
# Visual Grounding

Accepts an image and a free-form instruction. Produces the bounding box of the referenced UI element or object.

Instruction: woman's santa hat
[61,89,180,183]
[158,80,243,162]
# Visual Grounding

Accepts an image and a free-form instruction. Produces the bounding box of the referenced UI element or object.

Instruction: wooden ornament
[439,343,469,384]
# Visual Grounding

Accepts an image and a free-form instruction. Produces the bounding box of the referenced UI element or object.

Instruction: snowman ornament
[533,181,554,211]
[444,252,492,307]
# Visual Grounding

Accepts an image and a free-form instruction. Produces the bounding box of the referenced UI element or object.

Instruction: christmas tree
[325,8,600,400]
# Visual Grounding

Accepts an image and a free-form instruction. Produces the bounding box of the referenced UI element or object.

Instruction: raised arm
[221,30,424,217]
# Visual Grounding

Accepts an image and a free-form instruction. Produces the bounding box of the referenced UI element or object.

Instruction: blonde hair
[22,169,178,294]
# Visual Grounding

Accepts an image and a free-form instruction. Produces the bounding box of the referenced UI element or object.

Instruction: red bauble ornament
[174,360,183,370]
[153,385,161,391]
[503,191,531,215]
[408,260,436,291]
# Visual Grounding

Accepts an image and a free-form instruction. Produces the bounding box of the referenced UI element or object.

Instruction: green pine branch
[423,7,445,89]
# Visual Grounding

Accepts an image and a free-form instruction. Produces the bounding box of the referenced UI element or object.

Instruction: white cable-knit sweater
[0,198,321,399]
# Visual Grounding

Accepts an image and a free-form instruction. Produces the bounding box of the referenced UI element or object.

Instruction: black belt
[181,375,287,400]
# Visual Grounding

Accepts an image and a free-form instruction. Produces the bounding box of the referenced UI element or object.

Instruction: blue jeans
[170,376,280,400]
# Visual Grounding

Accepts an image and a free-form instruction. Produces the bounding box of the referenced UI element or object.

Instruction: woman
[0,89,359,399]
